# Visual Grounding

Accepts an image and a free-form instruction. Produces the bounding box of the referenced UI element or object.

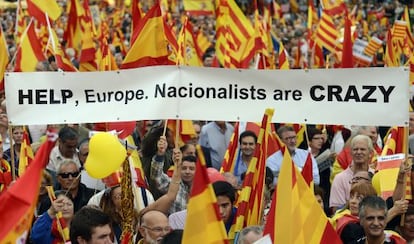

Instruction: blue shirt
[266,148,320,185]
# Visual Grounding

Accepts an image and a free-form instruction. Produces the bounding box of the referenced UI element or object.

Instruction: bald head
[139,210,170,244]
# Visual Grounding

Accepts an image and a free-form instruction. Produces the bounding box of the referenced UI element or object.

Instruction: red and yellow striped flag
[220,122,240,173]
[47,25,78,72]
[78,0,98,72]
[315,12,342,54]
[182,145,229,243]
[278,40,289,70]
[0,26,8,91]
[363,36,383,57]
[232,109,274,237]
[264,147,341,243]
[301,152,314,188]
[392,20,408,41]
[18,128,34,177]
[0,131,56,243]
[46,186,70,242]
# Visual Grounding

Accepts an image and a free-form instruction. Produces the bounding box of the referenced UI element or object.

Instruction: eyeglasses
[141,225,172,233]
[58,172,80,179]
[349,176,370,184]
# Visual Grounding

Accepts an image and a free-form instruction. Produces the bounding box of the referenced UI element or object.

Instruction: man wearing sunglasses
[56,160,95,212]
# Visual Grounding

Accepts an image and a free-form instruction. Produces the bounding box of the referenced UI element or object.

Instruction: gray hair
[350,134,373,152]
[358,195,388,220]
[237,225,263,244]
[57,160,79,174]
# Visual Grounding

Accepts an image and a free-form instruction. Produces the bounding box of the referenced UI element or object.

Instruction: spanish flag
[0,131,57,243]
[264,147,341,243]
[182,145,229,243]
[0,26,8,91]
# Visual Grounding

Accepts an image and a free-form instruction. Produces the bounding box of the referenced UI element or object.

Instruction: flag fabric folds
[233,109,274,236]
[315,12,342,54]
[182,145,229,244]
[18,128,34,177]
[0,131,57,243]
[263,147,341,243]
[14,20,46,72]
[121,3,177,69]
[26,0,62,24]
[0,26,8,90]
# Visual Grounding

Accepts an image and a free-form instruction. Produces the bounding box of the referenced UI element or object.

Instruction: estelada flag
[0,131,57,243]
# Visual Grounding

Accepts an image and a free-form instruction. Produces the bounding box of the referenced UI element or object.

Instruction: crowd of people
[0,0,414,243]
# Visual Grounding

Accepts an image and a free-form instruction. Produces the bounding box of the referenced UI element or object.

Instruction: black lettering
[155,83,165,97]
[36,89,48,104]
[50,90,60,104]
[167,86,177,97]
[18,90,33,104]
[344,86,361,102]
[178,87,187,97]
[239,88,249,99]
[292,90,302,101]
[328,86,342,101]
[85,90,96,102]
[257,89,266,100]
[310,85,324,101]
[61,89,73,104]
[378,86,395,103]
[273,89,283,100]
[361,86,376,102]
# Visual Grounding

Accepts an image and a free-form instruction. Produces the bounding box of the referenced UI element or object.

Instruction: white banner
[5,66,409,126]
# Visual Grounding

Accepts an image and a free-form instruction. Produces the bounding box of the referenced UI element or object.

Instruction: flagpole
[163,119,168,136]
[9,126,15,181]
[175,119,179,149]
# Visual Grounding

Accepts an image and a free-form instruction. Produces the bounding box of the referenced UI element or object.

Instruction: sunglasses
[58,172,80,179]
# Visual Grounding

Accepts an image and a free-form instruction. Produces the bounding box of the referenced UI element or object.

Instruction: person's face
[182,144,196,157]
[57,194,74,220]
[86,224,114,244]
[181,161,196,183]
[78,143,89,164]
[281,131,297,152]
[309,134,324,150]
[111,186,122,210]
[57,163,80,190]
[402,214,414,241]
[364,127,378,145]
[360,207,386,239]
[240,136,256,157]
[217,195,233,223]
[0,113,8,128]
[315,194,324,209]
[349,192,365,215]
[351,139,372,166]
[12,128,24,144]
[139,212,171,244]
[59,138,78,158]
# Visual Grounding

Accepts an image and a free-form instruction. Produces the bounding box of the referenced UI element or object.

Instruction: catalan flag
[121,3,177,69]
[278,40,289,70]
[182,145,229,244]
[0,26,8,91]
[221,122,240,173]
[363,36,383,57]
[26,0,62,24]
[320,0,346,16]
[0,131,56,243]
[78,0,98,72]
[18,127,34,177]
[14,20,46,72]
[384,29,399,67]
[315,12,342,54]
[63,0,85,55]
[263,147,341,243]
[392,20,408,41]
[215,0,259,68]
[233,109,274,237]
